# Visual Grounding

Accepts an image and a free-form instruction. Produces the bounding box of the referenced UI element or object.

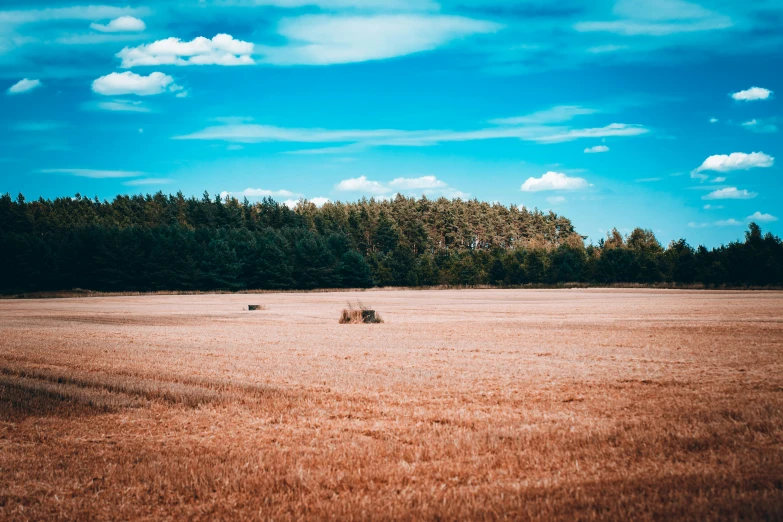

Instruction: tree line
[1,192,781,293]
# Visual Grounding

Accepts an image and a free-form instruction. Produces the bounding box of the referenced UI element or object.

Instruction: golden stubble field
[1,289,782,521]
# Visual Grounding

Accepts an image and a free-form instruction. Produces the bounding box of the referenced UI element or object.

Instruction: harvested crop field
[1,289,782,521]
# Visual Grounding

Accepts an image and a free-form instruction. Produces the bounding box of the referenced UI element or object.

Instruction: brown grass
[339,300,384,324]
[1,289,782,520]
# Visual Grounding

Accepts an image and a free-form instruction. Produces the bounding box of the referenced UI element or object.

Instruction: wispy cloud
[489,105,597,125]
[702,187,757,200]
[7,78,41,95]
[175,108,649,150]
[575,0,733,36]
[740,118,778,134]
[38,169,144,179]
[584,145,609,153]
[256,14,501,66]
[123,178,174,186]
[12,121,65,131]
[84,99,152,113]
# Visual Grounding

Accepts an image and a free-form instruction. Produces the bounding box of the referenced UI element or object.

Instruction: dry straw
[339,300,383,324]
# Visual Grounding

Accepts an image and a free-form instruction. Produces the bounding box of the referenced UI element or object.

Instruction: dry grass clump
[247,304,266,311]
[339,300,383,324]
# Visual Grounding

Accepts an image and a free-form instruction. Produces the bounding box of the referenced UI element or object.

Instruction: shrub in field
[339,301,383,324]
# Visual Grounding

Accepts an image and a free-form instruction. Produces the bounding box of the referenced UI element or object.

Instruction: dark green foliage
[0,192,781,293]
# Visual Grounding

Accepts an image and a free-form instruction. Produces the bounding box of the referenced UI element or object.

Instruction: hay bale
[248,305,265,311]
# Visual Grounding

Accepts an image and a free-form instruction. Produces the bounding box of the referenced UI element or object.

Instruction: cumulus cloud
[309,197,331,207]
[388,175,446,190]
[715,218,742,226]
[92,72,179,96]
[7,78,41,95]
[334,175,465,198]
[694,152,774,173]
[702,187,758,200]
[747,212,778,223]
[584,145,610,153]
[91,16,146,33]
[258,14,501,65]
[731,87,773,101]
[520,171,589,192]
[118,34,254,67]
[335,176,389,194]
[223,188,300,199]
[38,169,143,178]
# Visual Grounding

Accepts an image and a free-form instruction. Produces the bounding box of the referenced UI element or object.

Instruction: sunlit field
[1,289,782,520]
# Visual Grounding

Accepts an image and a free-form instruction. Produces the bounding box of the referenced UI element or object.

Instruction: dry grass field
[1,289,782,521]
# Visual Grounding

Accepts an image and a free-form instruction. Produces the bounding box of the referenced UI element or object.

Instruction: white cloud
[709,117,719,123]
[388,175,446,190]
[7,78,41,95]
[86,99,151,113]
[0,6,148,25]
[91,16,146,33]
[731,87,773,101]
[521,171,589,192]
[225,188,300,199]
[703,204,723,210]
[123,178,173,186]
[489,106,597,125]
[747,212,778,223]
[575,0,732,36]
[92,72,179,96]
[175,120,649,148]
[546,196,566,204]
[702,187,758,200]
[584,145,610,153]
[333,175,465,198]
[740,118,778,134]
[118,34,254,67]
[711,176,726,183]
[309,197,330,207]
[335,175,389,194]
[715,218,742,227]
[694,152,774,173]
[258,14,501,65]
[38,169,143,178]
[244,0,438,8]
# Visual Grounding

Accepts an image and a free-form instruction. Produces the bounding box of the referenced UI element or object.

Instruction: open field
[1,289,782,520]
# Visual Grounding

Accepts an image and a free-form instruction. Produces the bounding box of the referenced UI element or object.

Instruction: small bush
[248,305,266,311]
[339,301,383,324]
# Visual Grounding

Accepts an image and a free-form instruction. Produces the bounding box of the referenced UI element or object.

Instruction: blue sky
[1,0,781,247]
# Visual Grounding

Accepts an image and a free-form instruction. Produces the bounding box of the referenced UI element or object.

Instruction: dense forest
[1,192,781,293]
